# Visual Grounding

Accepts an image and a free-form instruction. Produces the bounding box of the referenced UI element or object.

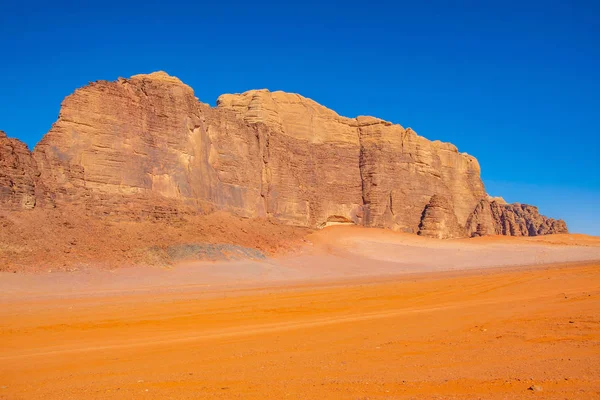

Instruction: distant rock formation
[465,199,568,237]
[0,72,568,237]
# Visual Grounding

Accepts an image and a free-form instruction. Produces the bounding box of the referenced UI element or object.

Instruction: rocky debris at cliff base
[145,243,266,266]
[0,209,309,272]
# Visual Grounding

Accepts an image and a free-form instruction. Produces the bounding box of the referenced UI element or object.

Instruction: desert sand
[1,227,600,399]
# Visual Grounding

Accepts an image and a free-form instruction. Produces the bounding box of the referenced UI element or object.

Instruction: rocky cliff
[0,71,567,237]
[33,72,269,220]
[0,130,39,210]
[217,89,486,232]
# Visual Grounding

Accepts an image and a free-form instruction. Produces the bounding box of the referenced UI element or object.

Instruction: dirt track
[2,261,599,399]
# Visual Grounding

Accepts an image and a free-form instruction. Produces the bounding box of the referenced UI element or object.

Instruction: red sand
[1,227,599,399]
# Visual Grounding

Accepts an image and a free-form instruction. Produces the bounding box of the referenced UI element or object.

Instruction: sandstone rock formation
[34,72,268,220]
[0,130,39,209]
[465,199,568,237]
[217,90,485,232]
[0,71,568,238]
[418,195,464,239]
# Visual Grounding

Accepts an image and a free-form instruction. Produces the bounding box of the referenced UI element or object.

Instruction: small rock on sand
[528,385,543,392]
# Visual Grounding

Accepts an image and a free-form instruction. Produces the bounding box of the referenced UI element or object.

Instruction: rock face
[0,71,568,237]
[218,90,362,227]
[465,199,568,237]
[33,72,269,220]
[217,90,486,232]
[0,131,39,209]
[418,195,464,239]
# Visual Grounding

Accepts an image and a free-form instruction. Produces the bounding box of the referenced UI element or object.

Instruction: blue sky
[1,0,598,234]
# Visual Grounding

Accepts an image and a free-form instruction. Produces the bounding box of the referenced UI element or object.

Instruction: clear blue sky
[1,0,598,234]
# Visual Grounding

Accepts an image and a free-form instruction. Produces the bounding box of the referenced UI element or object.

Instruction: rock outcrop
[0,71,568,238]
[418,195,464,239]
[465,199,568,237]
[0,131,39,209]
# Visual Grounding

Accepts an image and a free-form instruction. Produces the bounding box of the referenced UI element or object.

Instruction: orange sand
[2,227,600,299]
[2,260,599,399]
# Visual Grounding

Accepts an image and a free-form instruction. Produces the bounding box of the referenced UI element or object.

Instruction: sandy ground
[1,227,600,399]
[1,226,599,298]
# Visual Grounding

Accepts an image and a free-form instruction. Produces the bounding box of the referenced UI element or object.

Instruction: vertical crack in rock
[358,125,372,226]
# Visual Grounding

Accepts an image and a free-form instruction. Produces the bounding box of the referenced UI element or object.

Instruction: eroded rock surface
[218,90,363,227]
[465,199,568,237]
[0,72,567,238]
[418,195,464,239]
[0,131,39,209]
[33,72,268,220]
[218,90,485,233]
